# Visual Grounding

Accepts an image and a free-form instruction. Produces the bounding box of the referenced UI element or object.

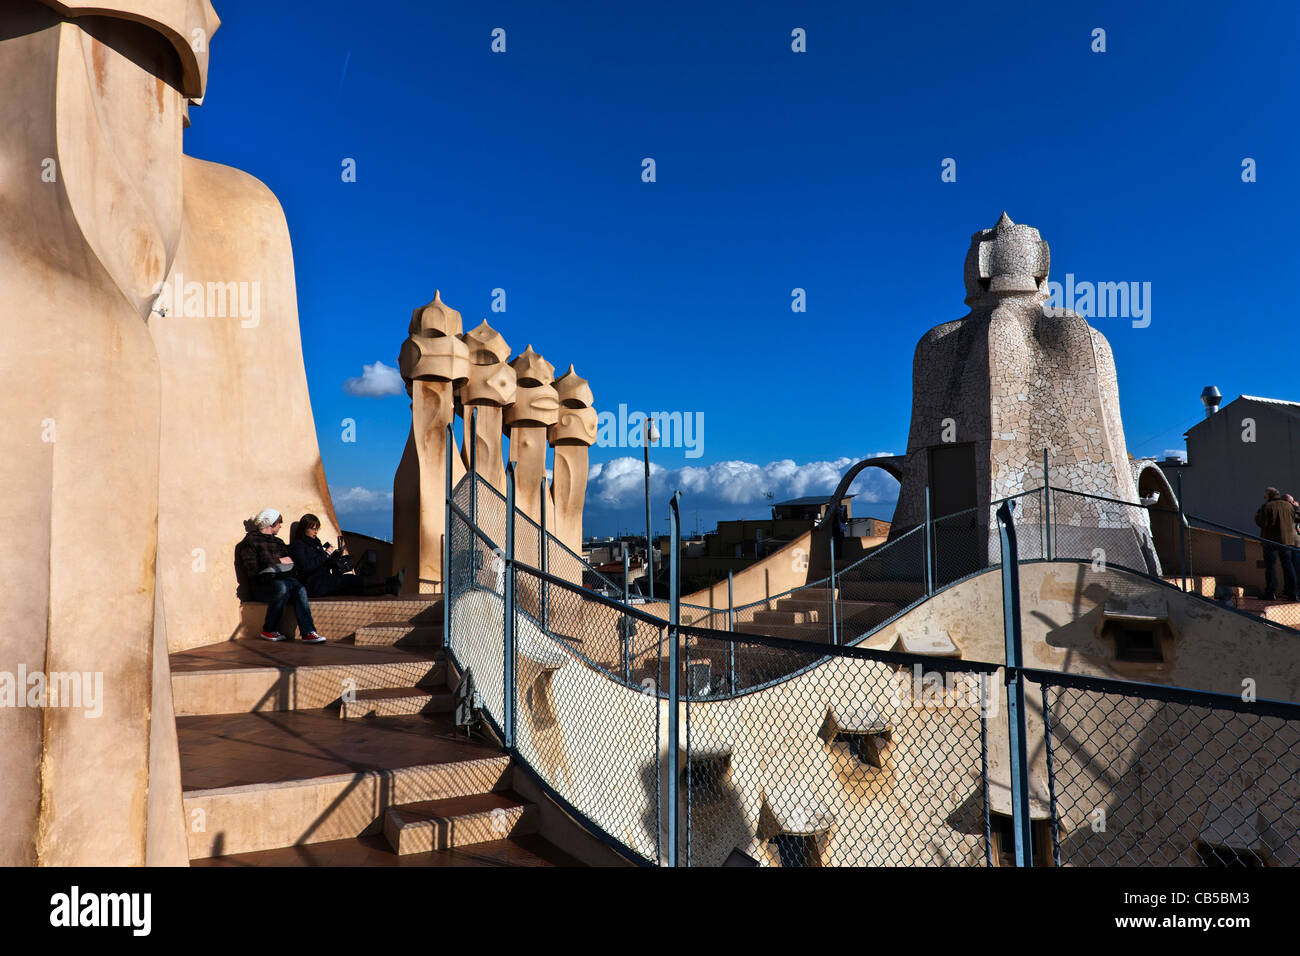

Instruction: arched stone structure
[1135,459,1183,575]
[816,456,905,528]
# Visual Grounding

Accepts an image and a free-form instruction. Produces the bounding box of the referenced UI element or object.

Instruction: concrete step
[1162,576,1217,597]
[774,597,899,625]
[775,597,833,613]
[735,621,833,642]
[753,608,820,624]
[791,586,836,602]
[191,833,580,867]
[239,595,444,640]
[836,579,926,601]
[179,710,512,859]
[340,687,454,719]
[170,640,446,715]
[384,791,539,854]
[1237,598,1300,629]
[354,622,444,648]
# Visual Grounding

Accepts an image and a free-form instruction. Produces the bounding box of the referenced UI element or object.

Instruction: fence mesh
[445,470,1300,868]
[1035,676,1300,867]
[1048,488,1160,577]
[836,525,927,641]
[446,505,508,726]
[511,564,663,863]
[680,628,994,866]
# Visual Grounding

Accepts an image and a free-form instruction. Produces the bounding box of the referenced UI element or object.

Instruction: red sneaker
[301,632,327,644]
[259,630,287,642]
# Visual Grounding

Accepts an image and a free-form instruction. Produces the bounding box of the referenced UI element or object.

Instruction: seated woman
[288,513,401,598]
[234,509,328,643]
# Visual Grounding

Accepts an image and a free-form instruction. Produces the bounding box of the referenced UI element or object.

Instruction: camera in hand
[333,534,353,573]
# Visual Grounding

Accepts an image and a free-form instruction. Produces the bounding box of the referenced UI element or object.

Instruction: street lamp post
[644,418,659,599]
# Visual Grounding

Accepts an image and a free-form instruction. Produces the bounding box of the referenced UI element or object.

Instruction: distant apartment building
[1159,393,1300,532]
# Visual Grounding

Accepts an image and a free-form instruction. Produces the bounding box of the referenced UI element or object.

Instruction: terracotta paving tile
[179,710,501,792]
[191,834,580,867]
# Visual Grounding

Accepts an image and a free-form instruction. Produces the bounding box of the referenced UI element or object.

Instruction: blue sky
[186,0,1298,539]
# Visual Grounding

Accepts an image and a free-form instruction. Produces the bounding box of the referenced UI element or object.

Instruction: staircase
[1159,574,1300,630]
[735,577,925,644]
[175,593,580,866]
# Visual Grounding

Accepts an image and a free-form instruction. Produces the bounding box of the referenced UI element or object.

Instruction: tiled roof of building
[1239,395,1300,408]
[775,494,856,507]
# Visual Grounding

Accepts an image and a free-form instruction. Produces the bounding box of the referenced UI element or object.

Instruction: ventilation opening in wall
[681,757,728,792]
[1102,619,1168,663]
[990,814,1054,867]
[1195,841,1267,867]
[771,833,823,868]
[836,730,892,768]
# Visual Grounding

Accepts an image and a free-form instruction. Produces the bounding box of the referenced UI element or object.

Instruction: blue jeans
[253,577,317,635]
[1262,543,1299,600]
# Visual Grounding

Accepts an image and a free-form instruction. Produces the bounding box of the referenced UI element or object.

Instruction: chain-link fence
[510,562,664,863]
[678,626,997,866]
[833,525,926,642]
[1047,487,1161,577]
[728,574,835,648]
[473,476,625,594]
[1030,670,1300,867]
[443,461,1300,867]
[446,501,508,732]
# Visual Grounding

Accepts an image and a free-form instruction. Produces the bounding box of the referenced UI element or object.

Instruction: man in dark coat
[1255,487,1300,601]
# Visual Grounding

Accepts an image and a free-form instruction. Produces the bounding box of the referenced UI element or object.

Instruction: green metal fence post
[727,571,736,691]
[469,408,478,527]
[539,479,548,632]
[829,530,839,645]
[997,500,1033,867]
[667,490,682,867]
[924,485,934,595]
[1042,449,1051,561]
[443,424,453,651]
[503,462,517,751]
[625,550,635,683]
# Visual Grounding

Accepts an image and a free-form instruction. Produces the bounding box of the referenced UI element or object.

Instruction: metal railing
[441,436,1300,867]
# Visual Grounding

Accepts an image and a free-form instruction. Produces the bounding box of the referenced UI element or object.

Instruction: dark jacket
[1255,498,1300,547]
[289,536,343,598]
[234,531,292,600]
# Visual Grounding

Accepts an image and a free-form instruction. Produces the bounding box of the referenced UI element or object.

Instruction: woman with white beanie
[233,509,328,643]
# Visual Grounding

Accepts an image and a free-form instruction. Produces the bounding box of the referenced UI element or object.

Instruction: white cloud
[332,486,394,513]
[342,361,404,397]
[587,453,900,510]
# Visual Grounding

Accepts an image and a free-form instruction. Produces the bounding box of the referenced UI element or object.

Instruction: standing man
[1255,488,1300,601]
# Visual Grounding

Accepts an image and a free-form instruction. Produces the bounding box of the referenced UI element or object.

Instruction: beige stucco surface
[0,2,334,864]
[150,153,339,652]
